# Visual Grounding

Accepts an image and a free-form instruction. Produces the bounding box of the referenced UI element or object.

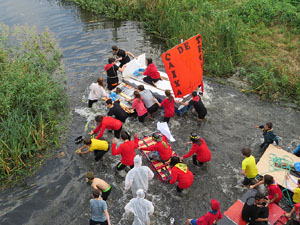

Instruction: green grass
[67,0,300,105]
[0,24,67,187]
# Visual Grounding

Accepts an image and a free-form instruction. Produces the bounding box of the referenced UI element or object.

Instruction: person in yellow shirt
[241,147,258,186]
[293,179,300,203]
[77,138,109,161]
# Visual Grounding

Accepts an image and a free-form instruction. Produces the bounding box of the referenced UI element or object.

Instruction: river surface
[1,0,300,224]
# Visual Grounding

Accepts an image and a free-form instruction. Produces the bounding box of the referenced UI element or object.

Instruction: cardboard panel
[256,144,300,191]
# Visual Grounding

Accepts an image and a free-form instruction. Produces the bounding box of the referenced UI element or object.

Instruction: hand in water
[249,185,254,189]
[186,141,192,145]
[254,125,259,128]
[89,131,94,135]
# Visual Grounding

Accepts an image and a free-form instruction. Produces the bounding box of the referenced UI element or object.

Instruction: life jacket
[192,96,200,102]
[104,63,114,71]
[175,163,188,173]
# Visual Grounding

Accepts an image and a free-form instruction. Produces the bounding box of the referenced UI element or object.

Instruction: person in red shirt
[187,199,223,225]
[181,133,211,167]
[112,131,138,172]
[139,132,172,162]
[169,156,193,192]
[156,90,175,123]
[141,58,161,86]
[131,91,148,123]
[250,174,282,204]
[90,115,122,139]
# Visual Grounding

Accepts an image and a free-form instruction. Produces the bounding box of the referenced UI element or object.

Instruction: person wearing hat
[139,132,172,162]
[242,192,269,225]
[169,156,194,193]
[76,138,109,162]
[181,133,211,167]
[187,199,223,225]
[86,172,112,201]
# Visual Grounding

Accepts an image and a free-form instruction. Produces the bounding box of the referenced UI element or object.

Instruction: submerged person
[187,199,223,225]
[105,98,128,123]
[86,172,112,201]
[169,156,194,193]
[139,132,172,162]
[76,138,109,162]
[112,131,138,173]
[155,90,175,123]
[255,122,280,151]
[90,189,111,225]
[182,133,211,167]
[88,77,108,108]
[104,58,126,91]
[250,174,282,204]
[112,45,136,68]
[131,91,148,123]
[241,147,258,186]
[180,91,207,121]
[137,85,158,120]
[90,115,123,139]
[141,58,161,86]
[242,192,269,225]
[125,155,154,197]
[124,189,154,225]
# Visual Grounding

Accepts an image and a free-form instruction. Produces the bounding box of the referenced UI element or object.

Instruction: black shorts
[197,112,207,119]
[138,112,147,122]
[164,117,170,123]
[101,186,112,201]
[114,126,122,138]
[90,219,108,225]
[147,103,158,114]
[243,177,256,185]
[116,162,134,171]
[93,150,108,161]
[88,99,98,108]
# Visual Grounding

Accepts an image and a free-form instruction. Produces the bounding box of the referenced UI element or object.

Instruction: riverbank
[68,0,300,105]
[0,24,68,187]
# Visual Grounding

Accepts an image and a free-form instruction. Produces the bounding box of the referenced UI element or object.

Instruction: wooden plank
[256,144,300,191]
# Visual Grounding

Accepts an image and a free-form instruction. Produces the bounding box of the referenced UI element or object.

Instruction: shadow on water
[0,0,300,225]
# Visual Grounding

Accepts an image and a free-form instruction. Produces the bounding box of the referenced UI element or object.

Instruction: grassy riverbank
[69,0,300,105]
[0,24,67,186]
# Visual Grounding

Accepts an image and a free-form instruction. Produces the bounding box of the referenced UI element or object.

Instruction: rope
[266,153,294,207]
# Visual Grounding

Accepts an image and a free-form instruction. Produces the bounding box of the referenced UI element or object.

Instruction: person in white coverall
[125,155,154,197]
[125,189,154,225]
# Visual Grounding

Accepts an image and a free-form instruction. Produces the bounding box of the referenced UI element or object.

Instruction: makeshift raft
[219,189,288,225]
[121,54,192,116]
[256,144,300,192]
[138,135,177,183]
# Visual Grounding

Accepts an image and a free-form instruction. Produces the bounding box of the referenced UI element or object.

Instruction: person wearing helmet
[181,133,211,167]
[169,156,194,192]
[187,199,222,225]
[139,132,172,162]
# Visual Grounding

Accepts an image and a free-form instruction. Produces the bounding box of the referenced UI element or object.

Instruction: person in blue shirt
[90,189,111,225]
[255,122,280,151]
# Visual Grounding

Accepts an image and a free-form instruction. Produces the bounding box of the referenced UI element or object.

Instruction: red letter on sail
[161,34,203,98]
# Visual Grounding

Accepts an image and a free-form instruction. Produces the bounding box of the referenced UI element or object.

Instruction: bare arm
[118,64,126,72]
[104,209,111,225]
[154,98,161,107]
[250,179,264,189]
[241,169,246,176]
[76,145,89,154]
[125,51,135,58]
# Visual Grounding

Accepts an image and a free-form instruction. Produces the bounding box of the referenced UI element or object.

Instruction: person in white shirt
[88,77,108,108]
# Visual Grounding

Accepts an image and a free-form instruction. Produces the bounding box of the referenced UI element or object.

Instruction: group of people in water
[76,46,300,225]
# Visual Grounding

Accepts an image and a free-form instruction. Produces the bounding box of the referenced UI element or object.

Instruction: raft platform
[138,135,177,183]
[219,189,288,225]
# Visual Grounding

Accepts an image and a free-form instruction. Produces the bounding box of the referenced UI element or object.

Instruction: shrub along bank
[68,0,300,105]
[0,24,67,186]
